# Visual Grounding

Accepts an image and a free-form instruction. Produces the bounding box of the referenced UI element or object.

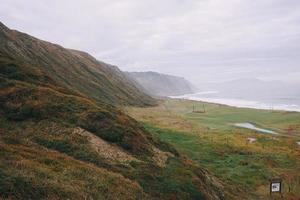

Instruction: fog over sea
[171,91,300,112]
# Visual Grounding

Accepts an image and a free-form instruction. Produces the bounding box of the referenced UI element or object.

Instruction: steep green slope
[0,22,155,106]
[0,22,227,200]
[0,138,148,200]
[0,59,226,200]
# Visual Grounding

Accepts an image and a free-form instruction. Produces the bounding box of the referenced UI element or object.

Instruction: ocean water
[170,91,300,112]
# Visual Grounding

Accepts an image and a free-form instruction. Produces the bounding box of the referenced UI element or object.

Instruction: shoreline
[169,93,300,113]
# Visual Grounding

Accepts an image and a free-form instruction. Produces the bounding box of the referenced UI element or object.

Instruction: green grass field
[127,99,300,200]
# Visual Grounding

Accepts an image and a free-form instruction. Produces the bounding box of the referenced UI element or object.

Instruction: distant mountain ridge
[126,71,196,97]
[0,21,155,106]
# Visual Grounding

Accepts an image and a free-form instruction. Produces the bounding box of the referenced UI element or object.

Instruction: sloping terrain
[0,22,155,106]
[126,71,196,97]
[0,22,227,199]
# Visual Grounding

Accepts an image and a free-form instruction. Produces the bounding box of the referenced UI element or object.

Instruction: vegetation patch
[127,99,300,199]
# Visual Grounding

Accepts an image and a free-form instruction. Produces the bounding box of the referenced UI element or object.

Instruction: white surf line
[169,93,300,112]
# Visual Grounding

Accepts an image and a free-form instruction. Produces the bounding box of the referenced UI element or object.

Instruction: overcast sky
[1,0,300,85]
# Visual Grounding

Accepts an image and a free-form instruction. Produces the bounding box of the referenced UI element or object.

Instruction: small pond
[234,123,277,134]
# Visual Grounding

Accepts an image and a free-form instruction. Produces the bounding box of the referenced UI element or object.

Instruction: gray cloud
[1,0,300,85]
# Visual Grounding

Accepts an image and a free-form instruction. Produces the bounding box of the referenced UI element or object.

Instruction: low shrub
[77,110,153,156]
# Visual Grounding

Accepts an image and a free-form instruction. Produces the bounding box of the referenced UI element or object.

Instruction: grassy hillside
[0,76,226,199]
[127,99,300,200]
[0,22,228,199]
[0,22,155,106]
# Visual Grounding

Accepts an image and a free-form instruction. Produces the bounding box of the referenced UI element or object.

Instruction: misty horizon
[1,0,300,87]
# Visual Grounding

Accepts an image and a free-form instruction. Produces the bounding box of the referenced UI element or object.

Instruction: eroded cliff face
[126,71,196,97]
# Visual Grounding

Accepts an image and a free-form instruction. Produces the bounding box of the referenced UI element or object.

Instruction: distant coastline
[170,91,300,112]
